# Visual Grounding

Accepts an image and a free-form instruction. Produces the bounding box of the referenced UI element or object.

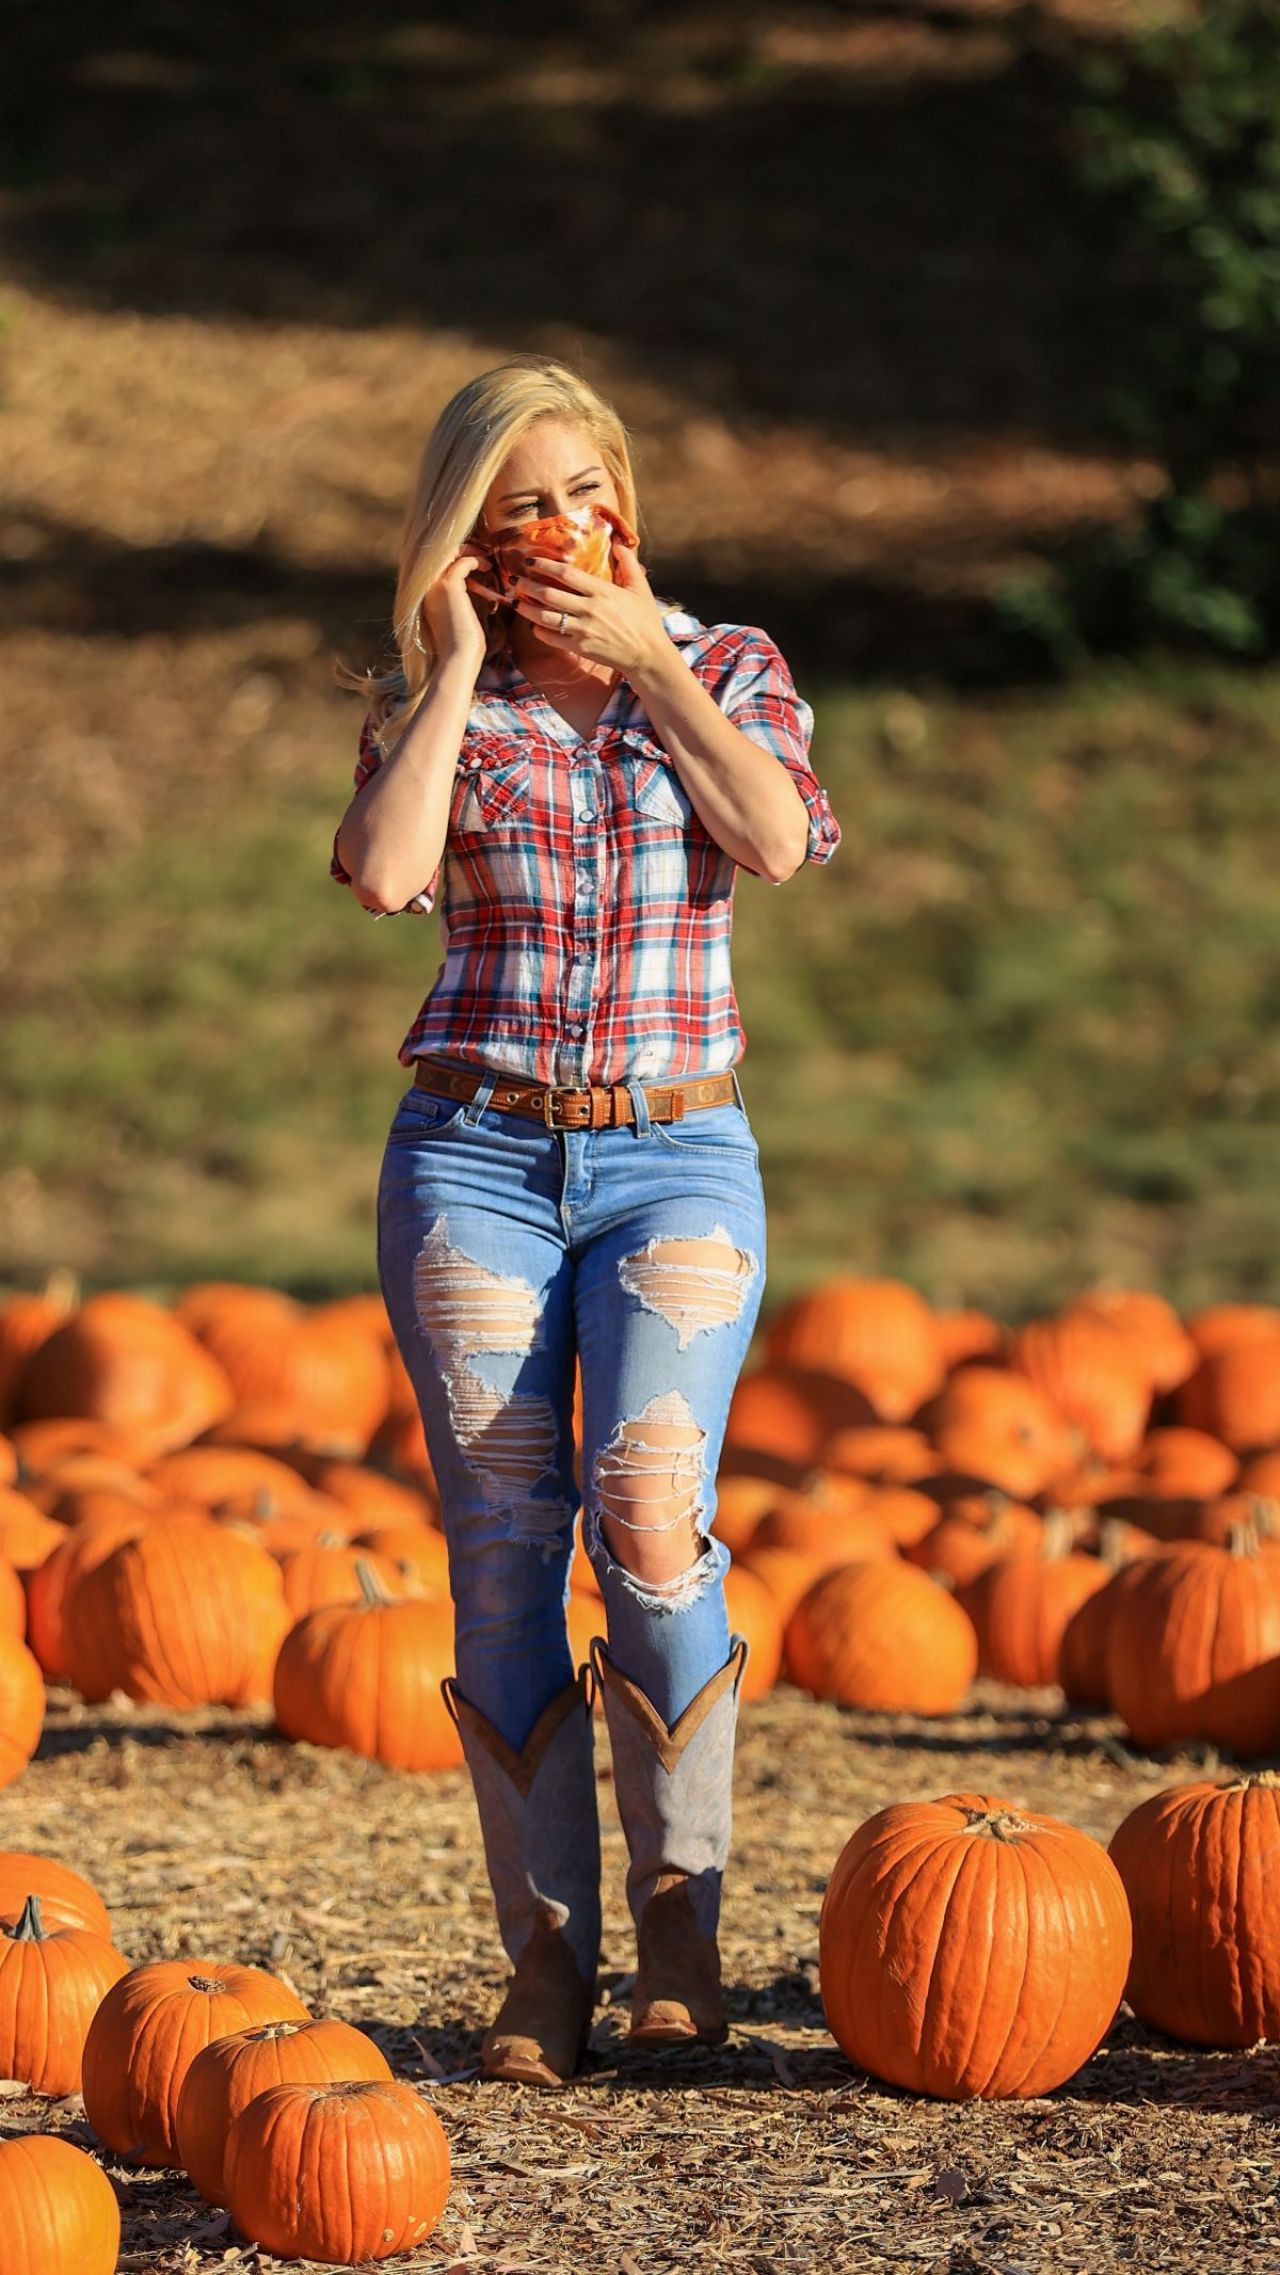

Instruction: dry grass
[1,1680,1274,2271]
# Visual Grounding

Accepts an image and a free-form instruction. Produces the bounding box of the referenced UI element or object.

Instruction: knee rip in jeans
[412,1215,565,1551]
[588,1389,716,1615]
[617,1225,758,1351]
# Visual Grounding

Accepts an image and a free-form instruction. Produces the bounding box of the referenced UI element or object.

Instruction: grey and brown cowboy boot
[591,1635,748,2046]
[442,1665,602,2084]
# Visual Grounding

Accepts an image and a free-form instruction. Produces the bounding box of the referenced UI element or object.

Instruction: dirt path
[2,1681,1271,2272]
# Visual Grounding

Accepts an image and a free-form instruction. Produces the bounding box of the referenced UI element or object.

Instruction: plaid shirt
[330,607,842,1085]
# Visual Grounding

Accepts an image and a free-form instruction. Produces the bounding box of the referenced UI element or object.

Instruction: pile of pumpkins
[0,1848,448,2268]
[0,1273,1279,1766]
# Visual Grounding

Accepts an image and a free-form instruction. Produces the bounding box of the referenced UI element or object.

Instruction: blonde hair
[335,354,673,754]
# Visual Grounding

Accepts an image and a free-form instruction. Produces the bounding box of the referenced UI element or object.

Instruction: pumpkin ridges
[175,2016,393,2204]
[81,1959,311,2165]
[224,2077,451,2262]
[0,1898,130,2096]
[1109,1775,1280,2044]
[1107,1537,1280,1755]
[819,1795,1131,2100]
[0,2134,121,2275]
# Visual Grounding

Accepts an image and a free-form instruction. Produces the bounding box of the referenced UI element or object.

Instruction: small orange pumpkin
[224,2076,451,2263]
[176,2015,392,2203]
[82,1958,310,2165]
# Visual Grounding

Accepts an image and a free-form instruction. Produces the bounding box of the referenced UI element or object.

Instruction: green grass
[7,657,1280,1317]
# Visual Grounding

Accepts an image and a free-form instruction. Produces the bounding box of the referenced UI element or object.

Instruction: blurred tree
[998,0,1280,664]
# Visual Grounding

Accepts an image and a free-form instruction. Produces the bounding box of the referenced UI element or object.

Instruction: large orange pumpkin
[906,1490,1042,1589]
[1007,1312,1152,1462]
[1177,1337,1280,1454]
[13,1292,234,1457]
[0,2134,120,2273]
[927,1367,1076,1498]
[959,1524,1111,1690]
[25,1507,151,1682]
[724,1364,875,1470]
[1127,1427,1239,1500]
[0,1894,129,2096]
[1106,1532,1280,1755]
[82,1958,309,2165]
[176,2015,392,2203]
[763,1277,945,1421]
[1058,1533,1153,1711]
[0,1633,45,1786]
[785,1561,977,1715]
[819,1792,1131,2098]
[1109,1774,1280,2045]
[176,1283,389,1453]
[224,2077,451,2263]
[1063,1288,1197,1394]
[1185,1302,1280,1360]
[0,1852,111,1938]
[273,1564,462,1771]
[62,1517,290,1709]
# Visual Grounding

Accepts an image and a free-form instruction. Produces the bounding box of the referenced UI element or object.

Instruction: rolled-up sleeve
[714,627,841,870]
[330,708,441,918]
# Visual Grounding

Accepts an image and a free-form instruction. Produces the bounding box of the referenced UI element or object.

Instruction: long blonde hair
[335,354,670,755]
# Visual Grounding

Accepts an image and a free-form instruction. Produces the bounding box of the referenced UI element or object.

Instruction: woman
[331,354,842,2086]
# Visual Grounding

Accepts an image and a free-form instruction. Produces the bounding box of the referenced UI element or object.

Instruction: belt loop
[627,1078,652,1138]
[463,1063,499,1125]
[731,1066,747,1112]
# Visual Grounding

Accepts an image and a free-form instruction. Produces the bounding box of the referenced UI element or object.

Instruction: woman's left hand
[510,540,671,677]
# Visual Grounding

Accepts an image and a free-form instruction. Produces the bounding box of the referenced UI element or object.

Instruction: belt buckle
[543,1087,574,1129]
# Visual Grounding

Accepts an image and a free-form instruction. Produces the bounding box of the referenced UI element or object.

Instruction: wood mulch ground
[1,1680,1275,2272]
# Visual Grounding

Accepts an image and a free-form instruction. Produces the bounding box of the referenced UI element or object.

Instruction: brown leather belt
[411,1053,737,1130]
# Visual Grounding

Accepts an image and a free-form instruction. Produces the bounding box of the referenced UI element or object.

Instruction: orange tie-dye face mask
[483,502,640,602]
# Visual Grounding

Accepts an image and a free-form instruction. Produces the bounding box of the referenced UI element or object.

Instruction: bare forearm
[629,638,810,880]
[334,653,478,910]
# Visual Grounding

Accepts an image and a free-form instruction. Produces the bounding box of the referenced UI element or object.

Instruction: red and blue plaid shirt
[330,608,841,1085]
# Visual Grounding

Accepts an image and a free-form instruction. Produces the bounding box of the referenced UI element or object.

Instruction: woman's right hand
[419,543,508,676]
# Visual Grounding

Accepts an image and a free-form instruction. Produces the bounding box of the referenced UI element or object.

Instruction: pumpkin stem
[8,1894,46,1943]
[1040,1508,1078,1561]
[964,1806,1033,1843]
[355,1557,393,1609]
[188,1975,227,1994]
[247,2020,305,2042]
[1228,1518,1261,1559]
[1245,1493,1280,1540]
[1096,1517,1131,1571]
[42,1265,80,1317]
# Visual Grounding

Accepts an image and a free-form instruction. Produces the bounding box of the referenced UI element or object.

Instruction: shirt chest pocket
[453,741,533,835]
[616,727,693,828]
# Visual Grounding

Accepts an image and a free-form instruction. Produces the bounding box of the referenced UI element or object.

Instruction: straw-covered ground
[0,1681,1274,2273]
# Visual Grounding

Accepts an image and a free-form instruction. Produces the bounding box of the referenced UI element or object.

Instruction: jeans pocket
[387,1086,470,1140]
[648,1100,760,1155]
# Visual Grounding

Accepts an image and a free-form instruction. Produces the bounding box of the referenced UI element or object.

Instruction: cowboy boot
[442,1666,602,2084]
[591,1635,748,2046]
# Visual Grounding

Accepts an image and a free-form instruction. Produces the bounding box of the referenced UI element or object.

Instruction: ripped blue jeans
[376,1059,767,1752]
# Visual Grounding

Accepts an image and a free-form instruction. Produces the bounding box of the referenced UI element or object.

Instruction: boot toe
[630,1997,727,2046]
